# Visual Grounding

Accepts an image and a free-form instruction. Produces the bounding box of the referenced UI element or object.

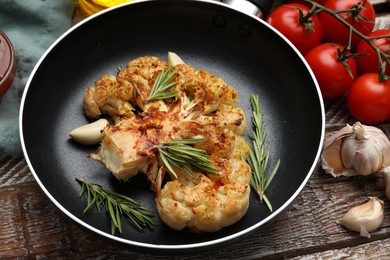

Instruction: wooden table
[1,2,389,259]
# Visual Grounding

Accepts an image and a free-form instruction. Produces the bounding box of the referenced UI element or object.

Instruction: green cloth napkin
[0,0,74,155]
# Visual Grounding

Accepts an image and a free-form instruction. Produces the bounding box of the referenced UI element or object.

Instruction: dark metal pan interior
[20,0,324,253]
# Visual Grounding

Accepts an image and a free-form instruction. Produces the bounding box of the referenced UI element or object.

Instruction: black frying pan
[20,0,325,253]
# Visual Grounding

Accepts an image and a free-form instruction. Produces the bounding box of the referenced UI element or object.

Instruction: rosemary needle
[147,66,177,101]
[247,94,280,212]
[158,138,219,180]
[76,177,155,234]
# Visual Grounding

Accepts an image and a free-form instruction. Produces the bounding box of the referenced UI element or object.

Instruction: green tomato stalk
[299,0,389,81]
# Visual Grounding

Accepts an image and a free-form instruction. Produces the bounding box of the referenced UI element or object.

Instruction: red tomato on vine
[305,43,358,99]
[319,0,376,48]
[347,73,390,124]
[356,29,390,75]
[266,3,323,55]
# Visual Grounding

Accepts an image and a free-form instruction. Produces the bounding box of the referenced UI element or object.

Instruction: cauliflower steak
[84,55,251,232]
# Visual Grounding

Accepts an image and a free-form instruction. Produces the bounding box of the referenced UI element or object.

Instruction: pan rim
[19,0,325,251]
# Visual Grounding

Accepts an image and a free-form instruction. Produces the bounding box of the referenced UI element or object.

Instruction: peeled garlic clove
[168,52,185,67]
[69,118,109,145]
[341,197,384,235]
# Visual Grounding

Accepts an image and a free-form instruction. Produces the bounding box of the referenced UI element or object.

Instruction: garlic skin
[383,170,390,200]
[69,118,109,145]
[341,197,384,236]
[321,122,390,177]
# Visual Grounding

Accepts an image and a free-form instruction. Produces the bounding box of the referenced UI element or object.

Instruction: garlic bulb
[321,122,390,177]
[341,197,384,237]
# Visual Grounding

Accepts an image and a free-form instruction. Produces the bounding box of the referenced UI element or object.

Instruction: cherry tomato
[305,43,358,99]
[356,29,390,75]
[319,0,376,49]
[266,3,323,55]
[347,73,390,124]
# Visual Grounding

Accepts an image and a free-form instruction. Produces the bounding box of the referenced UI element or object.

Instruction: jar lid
[0,30,16,97]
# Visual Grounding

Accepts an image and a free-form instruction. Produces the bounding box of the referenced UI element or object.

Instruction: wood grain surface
[1,1,390,259]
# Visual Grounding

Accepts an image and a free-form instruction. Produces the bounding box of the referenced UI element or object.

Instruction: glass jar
[0,30,16,97]
[73,0,135,23]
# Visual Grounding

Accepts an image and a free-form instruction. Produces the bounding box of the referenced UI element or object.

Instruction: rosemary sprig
[76,177,155,235]
[147,66,177,101]
[158,138,219,180]
[247,94,280,212]
[117,65,124,71]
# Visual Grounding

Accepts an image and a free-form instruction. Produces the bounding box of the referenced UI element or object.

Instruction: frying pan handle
[220,0,273,18]
[249,0,273,17]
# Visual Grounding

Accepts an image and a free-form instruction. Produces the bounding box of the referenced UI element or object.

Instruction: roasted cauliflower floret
[175,65,239,120]
[83,56,169,120]
[83,74,136,121]
[118,56,169,111]
[197,69,238,107]
[83,55,251,232]
[195,104,247,136]
[157,158,250,232]
[178,121,243,159]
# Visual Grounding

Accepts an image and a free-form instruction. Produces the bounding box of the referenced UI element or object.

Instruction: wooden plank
[0,184,70,258]
[2,3,389,259]
[0,187,27,257]
[1,157,389,259]
[290,238,390,259]
[0,155,33,187]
